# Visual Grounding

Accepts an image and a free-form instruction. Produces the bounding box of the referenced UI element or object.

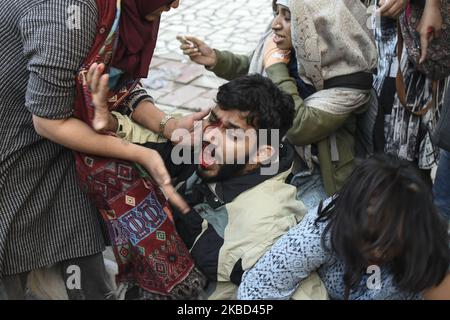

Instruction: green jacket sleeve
[208,49,251,81]
[265,63,350,146]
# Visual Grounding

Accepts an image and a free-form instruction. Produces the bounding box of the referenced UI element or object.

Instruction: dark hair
[216,74,295,144]
[317,154,450,296]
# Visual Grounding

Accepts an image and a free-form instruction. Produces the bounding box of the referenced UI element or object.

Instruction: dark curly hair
[317,154,450,298]
[215,73,295,145]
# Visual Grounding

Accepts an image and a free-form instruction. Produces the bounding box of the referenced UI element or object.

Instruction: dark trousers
[434,150,450,221]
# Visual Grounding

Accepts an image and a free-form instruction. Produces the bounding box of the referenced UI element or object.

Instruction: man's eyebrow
[224,120,242,130]
[210,110,244,130]
[211,109,243,129]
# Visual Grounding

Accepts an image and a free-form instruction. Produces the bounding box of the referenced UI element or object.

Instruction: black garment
[372,16,398,153]
[411,0,426,8]
[374,77,396,152]
[288,50,316,100]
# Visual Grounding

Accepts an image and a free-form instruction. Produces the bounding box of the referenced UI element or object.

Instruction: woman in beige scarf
[265,0,378,197]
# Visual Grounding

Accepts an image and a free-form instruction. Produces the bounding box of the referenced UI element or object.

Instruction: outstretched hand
[137,147,191,214]
[165,109,211,145]
[177,35,217,68]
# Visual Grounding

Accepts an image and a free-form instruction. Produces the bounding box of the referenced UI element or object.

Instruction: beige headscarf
[290,0,377,90]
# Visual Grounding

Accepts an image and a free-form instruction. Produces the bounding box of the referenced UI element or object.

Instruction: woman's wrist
[162,117,176,140]
[205,49,219,69]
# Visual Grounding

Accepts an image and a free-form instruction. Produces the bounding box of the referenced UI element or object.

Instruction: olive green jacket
[210,49,363,195]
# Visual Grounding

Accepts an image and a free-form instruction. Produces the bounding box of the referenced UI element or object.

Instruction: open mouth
[200,141,216,169]
[273,33,286,44]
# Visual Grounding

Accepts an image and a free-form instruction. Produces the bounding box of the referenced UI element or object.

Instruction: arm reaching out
[20,0,190,213]
[32,115,190,213]
[177,35,217,67]
[177,35,251,80]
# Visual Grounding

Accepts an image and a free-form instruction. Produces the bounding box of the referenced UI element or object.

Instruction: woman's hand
[177,35,217,68]
[417,0,443,63]
[164,109,211,145]
[135,146,190,214]
[86,62,109,110]
[378,0,409,18]
[263,36,291,69]
[86,63,118,132]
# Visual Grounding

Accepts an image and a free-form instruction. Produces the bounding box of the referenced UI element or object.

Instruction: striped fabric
[0,0,105,276]
[119,85,155,117]
[372,17,398,96]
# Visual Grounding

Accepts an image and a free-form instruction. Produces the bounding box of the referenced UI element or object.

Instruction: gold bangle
[159,113,175,136]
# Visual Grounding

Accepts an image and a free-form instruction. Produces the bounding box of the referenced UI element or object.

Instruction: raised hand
[263,36,291,69]
[86,63,118,132]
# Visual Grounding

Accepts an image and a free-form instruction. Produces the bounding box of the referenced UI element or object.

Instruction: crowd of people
[0,0,449,300]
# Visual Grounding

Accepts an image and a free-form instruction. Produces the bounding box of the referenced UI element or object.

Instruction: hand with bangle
[159,113,175,138]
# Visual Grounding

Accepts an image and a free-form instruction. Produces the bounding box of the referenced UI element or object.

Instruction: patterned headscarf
[290,0,377,90]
